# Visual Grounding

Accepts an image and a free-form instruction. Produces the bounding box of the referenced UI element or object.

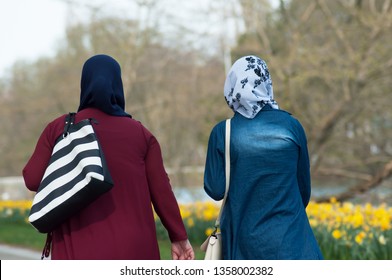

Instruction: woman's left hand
[171,239,195,260]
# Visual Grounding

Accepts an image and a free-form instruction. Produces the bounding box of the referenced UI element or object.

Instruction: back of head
[224,55,278,119]
[78,54,131,117]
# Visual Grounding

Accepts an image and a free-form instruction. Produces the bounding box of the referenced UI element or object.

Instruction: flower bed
[1,199,391,259]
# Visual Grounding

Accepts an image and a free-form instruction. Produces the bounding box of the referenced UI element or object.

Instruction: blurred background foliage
[0,0,391,202]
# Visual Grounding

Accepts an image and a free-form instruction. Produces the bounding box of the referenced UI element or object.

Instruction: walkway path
[0,244,41,260]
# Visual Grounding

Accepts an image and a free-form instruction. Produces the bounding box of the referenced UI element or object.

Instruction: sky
[0,0,215,76]
[0,0,67,75]
[0,0,156,76]
[0,0,278,76]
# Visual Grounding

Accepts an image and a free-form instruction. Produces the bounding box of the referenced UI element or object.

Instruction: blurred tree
[0,5,226,188]
[231,0,392,201]
[1,0,391,200]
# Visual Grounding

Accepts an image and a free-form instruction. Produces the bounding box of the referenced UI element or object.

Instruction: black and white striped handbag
[29,112,113,233]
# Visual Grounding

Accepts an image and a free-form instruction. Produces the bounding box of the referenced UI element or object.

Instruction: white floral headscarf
[224,55,279,118]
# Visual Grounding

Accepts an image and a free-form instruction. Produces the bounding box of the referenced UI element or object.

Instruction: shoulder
[273,109,304,126]
[42,114,69,140]
[277,111,308,139]
[207,119,230,150]
[264,109,307,136]
[109,116,158,145]
[285,112,305,130]
[276,108,292,116]
[210,119,228,136]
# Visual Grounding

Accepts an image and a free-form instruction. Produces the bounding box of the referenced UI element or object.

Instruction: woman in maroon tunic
[23,54,194,260]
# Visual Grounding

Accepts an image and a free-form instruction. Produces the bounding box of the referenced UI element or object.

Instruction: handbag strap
[63,112,76,137]
[215,118,231,228]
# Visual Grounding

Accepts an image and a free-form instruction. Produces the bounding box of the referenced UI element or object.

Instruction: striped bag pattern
[29,113,113,233]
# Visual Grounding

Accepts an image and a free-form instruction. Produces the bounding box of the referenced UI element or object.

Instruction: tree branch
[316,167,373,181]
[316,0,355,60]
[316,160,392,202]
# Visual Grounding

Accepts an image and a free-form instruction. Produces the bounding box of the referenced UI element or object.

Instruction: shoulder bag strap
[215,118,231,228]
[63,112,76,137]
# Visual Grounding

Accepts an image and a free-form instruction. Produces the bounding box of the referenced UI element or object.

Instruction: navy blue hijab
[78,54,131,118]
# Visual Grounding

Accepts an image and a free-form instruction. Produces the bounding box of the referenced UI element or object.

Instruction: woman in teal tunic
[204,55,323,259]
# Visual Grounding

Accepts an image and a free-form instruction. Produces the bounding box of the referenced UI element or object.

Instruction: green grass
[0,219,205,259]
[158,239,205,260]
[0,219,46,250]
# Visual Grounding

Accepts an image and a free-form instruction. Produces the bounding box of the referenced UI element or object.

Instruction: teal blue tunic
[204,107,323,259]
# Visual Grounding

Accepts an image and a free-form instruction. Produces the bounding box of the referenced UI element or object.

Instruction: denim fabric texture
[204,106,323,259]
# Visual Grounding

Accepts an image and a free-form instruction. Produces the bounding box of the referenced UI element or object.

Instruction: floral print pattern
[224,55,279,118]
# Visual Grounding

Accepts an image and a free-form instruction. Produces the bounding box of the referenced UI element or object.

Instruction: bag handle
[63,112,76,137]
[214,118,231,228]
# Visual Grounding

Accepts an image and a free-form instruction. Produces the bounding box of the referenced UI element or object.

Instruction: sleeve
[144,129,188,242]
[295,120,311,207]
[22,122,56,192]
[203,122,226,201]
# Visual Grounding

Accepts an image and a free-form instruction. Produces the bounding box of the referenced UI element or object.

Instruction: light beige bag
[200,231,222,260]
[201,119,230,260]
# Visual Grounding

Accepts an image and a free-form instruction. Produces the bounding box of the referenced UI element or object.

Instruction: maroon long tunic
[23,108,188,259]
